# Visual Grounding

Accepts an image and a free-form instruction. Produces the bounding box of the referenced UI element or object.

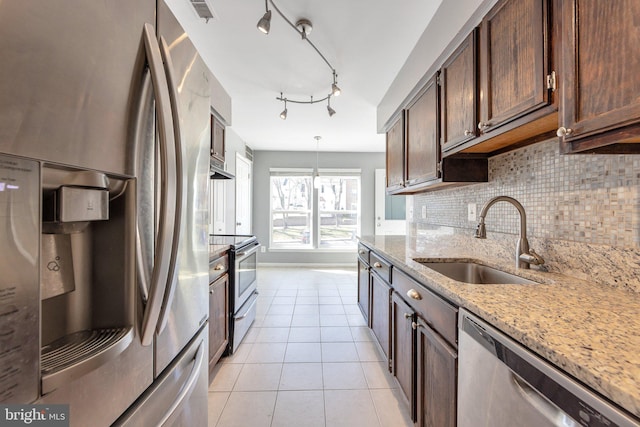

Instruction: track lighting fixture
[256,0,271,34]
[257,0,341,119]
[327,97,336,117]
[331,71,341,97]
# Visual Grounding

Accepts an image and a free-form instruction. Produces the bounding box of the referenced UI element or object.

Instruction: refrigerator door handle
[158,340,205,426]
[138,23,178,346]
[155,36,184,334]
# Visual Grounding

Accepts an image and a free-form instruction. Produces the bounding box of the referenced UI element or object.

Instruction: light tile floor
[208,267,413,427]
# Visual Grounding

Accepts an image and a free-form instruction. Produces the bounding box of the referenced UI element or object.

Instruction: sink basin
[415,260,540,285]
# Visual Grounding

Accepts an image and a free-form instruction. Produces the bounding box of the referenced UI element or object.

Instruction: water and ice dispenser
[0,153,136,402]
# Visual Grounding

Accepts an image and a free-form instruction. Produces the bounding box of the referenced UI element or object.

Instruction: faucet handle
[474,221,486,239]
[519,249,545,266]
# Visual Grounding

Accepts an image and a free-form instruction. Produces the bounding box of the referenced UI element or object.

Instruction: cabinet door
[209,274,229,375]
[441,30,478,152]
[357,257,370,324]
[479,0,551,133]
[386,113,405,192]
[416,318,457,427]
[391,292,415,420]
[370,273,391,361]
[211,115,225,164]
[406,76,439,187]
[560,0,640,151]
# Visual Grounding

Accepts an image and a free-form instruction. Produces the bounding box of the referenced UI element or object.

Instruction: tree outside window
[269,170,360,250]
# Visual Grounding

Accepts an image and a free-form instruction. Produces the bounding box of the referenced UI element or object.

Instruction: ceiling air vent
[190,0,216,22]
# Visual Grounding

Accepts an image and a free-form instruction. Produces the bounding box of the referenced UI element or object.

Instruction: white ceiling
[165,0,443,152]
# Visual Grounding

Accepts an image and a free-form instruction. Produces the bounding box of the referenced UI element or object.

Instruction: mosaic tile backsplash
[409,139,640,291]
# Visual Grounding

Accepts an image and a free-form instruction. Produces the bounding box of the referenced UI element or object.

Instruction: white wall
[377,0,499,131]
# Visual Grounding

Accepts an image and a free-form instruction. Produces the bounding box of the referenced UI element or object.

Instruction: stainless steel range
[210,234,259,354]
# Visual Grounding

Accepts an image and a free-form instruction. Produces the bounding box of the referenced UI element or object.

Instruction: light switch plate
[421,205,427,219]
[468,203,477,221]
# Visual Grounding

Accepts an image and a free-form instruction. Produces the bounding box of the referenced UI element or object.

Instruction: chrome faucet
[474,196,545,269]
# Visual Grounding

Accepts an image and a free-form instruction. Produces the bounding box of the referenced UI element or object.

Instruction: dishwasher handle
[511,373,568,426]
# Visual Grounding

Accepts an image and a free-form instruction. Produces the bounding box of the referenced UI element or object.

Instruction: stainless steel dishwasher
[458,309,640,427]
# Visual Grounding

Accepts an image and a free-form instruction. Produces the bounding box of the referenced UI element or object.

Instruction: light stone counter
[359,231,640,419]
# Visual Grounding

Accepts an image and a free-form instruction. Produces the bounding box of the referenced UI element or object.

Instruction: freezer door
[154,0,210,377]
[0,0,155,176]
[113,326,209,427]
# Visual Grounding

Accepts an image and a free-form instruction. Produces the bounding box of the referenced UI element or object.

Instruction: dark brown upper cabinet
[405,76,440,189]
[211,114,225,165]
[445,0,557,156]
[440,30,478,153]
[386,72,487,195]
[559,0,640,154]
[478,0,554,135]
[386,113,405,193]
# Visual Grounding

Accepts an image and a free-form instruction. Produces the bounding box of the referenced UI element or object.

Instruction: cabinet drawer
[358,243,370,265]
[209,254,229,283]
[370,252,391,283]
[394,268,458,347]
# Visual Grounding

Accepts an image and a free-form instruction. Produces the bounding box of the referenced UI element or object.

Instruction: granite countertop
[359,232,640,419]
[209,244,230,262]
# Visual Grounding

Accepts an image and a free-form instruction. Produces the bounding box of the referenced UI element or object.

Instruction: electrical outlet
[421,205,427,219]
[408,206,414,220]
[468,203,477,221]
[261,246,266,253]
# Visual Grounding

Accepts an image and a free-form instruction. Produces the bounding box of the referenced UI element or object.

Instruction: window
[270,168,361,250]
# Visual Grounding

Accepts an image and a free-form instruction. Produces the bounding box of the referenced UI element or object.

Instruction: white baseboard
[258,262,355,269]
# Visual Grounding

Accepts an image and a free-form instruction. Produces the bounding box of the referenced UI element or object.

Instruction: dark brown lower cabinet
[357,257,370,324]
[416,316,458,427]
[391,292,416,420]
[208,274,229,379]
[370,272,391,361]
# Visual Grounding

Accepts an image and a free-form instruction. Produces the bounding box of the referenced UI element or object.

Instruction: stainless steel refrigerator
[0,1,210,425]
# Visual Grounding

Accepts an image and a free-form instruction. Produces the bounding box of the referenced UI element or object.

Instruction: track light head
[331,83,341,97]
[280,108,287,120]
[257,10,271,34]
[327,105,336,117]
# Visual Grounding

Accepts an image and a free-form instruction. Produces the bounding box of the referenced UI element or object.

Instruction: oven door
[233,242,259,311]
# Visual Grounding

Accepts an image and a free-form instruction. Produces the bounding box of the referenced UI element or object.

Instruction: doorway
[235,153,252,235]
[374,169,406,235]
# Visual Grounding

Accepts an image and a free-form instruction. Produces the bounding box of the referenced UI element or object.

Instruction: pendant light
[313,136,321,189]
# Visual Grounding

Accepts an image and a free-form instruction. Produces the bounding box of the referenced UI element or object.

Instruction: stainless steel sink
[415,260,540,285]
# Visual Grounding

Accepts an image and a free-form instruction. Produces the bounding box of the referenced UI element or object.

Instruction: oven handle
[235,243,260,260]
[235,292,259,320]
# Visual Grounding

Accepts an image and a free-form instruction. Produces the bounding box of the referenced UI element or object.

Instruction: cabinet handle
[404,313,412,319]
[464,130,473,136]
[477,122,490,131]
[209,289,214,294]
[214,264,224,271]
[411,321,423,330]
[373,262,382,268]
[359,250,365,255]
[406,289,422,300]
[556,127,573,137]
